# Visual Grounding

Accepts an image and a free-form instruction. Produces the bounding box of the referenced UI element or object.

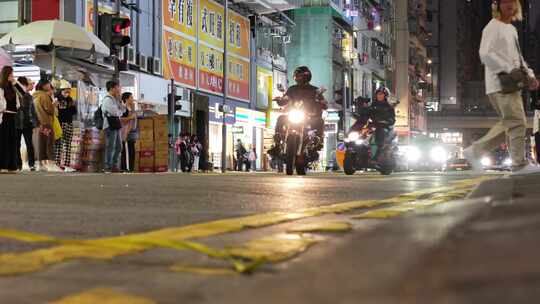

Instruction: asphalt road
[0,171,497,303]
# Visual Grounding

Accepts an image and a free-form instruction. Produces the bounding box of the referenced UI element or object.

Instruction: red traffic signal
[98,14,131,50]
[112,17,131,34]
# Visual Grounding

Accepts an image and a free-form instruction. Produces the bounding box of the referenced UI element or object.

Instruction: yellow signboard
[198,0,250,58]
[163,0,197,37]
[163,30,197,88]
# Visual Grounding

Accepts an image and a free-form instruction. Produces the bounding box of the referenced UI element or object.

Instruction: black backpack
[94,106,104,130]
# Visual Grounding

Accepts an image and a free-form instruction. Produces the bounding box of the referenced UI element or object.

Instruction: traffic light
[98,13,131,51]
[168,84,182,116]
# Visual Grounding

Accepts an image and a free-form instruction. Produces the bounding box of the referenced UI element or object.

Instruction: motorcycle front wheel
[286,134,299,176]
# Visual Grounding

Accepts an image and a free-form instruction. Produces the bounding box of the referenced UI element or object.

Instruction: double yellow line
[0,177,491,277]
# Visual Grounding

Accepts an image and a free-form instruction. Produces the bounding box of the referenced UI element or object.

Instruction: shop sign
[197,0,250,102]
[162,30,197,88]
[209,102,236,124]
[325,123,338,133]
[232,126,244,134]
[235,107,267,128]
[163,0,197,37]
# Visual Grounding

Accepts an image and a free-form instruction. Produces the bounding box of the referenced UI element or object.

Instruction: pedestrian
[14,76,37,171]
[0,66,20,173]
[32,79,58,172]
[101,80,127,173]
[464,0,539,174]
[235,139,246,171]
[248,147,257,172]
[54,81,77,172]
[191,135,203,172]
[120,92,138,172]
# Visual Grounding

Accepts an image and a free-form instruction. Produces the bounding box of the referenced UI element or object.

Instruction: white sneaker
[463,146,484,173]
[511,164,540,176]
[63,167,76,173]
[38,164,48,172]
[48,165,64,172]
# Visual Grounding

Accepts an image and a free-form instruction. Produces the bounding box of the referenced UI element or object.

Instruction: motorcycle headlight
[503,158,512,166]
[430,146,448,163]
[480,156,492,167]
[406,146,421,162]
[347,131,360,142]
[288,110,305,124]
[355,139,365,145]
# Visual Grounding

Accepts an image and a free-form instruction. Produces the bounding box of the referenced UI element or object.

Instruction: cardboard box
[154,127,168,142]
[138,156,155,172]
[154,149,168,160]
[138,118,154,131]
[152,115,168,127]
[139,129,154,142]
[138,141,155,158]
[154,156,168,172]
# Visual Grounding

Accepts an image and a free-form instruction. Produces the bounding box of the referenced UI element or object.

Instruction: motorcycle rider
[350,86,396,160]
[272,66,328,151]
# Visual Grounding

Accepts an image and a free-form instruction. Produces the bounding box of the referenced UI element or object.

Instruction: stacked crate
[136,118,155,172]
[135,115,169,172]
[79,128,104,172]
[152,115,169,172]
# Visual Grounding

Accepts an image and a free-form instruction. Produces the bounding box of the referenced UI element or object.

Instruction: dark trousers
[121,140,136,172]
[17,127,35,169]
[373,126,387,159]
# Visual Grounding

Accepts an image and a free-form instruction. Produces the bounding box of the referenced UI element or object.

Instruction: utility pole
[221,0,229,173]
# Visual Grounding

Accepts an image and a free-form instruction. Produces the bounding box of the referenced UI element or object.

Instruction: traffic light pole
[113,0,121,82]
[221,0,228,173]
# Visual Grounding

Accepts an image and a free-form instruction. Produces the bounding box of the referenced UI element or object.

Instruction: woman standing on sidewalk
[0,66,20,173]
[33,79,57,172]
[464,0,539,174]
[248,147,257,172]
[54,81,77,172]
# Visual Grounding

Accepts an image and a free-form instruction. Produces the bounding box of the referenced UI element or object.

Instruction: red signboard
[32,0,60,21]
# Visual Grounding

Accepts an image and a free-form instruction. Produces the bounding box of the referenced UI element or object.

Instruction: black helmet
[294,66,312,83]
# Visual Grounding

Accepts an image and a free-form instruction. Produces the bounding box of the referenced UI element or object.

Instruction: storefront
[233,107,267,170]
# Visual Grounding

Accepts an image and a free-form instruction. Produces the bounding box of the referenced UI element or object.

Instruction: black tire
[343,151,356,175]
[285,135,298,176]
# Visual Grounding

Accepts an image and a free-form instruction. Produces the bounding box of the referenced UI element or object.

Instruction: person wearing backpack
[101,80,127,173]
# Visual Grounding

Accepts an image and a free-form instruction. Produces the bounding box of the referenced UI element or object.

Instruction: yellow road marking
[287,221,353,233]
[49,288,155,304]
[0,177,491,276]
[0,229,57,243]
[225,233,321,263]
[170,265,238,275]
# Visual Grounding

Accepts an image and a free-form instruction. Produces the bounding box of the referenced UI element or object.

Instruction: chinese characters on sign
[163,0,250,101]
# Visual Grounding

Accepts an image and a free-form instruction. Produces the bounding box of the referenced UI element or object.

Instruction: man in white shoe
[464,0,540,174]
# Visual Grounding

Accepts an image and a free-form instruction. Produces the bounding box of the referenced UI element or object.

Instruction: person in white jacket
[464,0,539,175]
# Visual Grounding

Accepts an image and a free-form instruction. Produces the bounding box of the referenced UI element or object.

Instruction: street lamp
[427,59,433,64]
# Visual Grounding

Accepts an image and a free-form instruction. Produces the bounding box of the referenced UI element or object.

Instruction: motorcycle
[272,85,325,176]
[343,123,398,175]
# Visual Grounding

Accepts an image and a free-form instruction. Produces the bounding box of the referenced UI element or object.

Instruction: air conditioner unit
[153,57,162,75]
[127,46,136,65]
[146,56,154,73]
[139,54,148,72]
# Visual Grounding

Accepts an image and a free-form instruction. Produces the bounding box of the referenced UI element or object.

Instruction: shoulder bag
[498,38,530,94]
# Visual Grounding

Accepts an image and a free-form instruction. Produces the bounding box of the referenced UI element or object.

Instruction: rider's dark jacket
[351,100,396,130]
[278,84,327,116]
